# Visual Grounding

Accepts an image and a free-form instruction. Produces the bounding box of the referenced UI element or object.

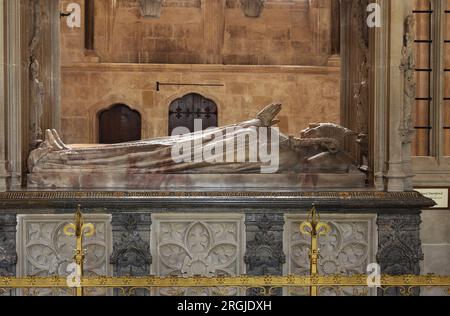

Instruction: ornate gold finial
[300,204,331,296]
[300,204,331,238]
[64,205,95,239]
[63,205,95,296]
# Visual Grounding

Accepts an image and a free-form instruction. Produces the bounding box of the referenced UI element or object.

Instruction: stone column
[41,0,61,132]
[372,0,388,190]
[28,0,61,147]
[340,0,370,169]
[2,0,61,189]
[0,214,18,279]
[5,0,23,188]
[110,213,152,277]
[84,0,94,50]
[201,0,225,64]
[372,0,417,192]
[399,13,416,191]
[330,0,340,55]
[383,0,414,192]
[245,213,285,295]
[377,213,423,296]
[28,0,44,148]
[0,0,7,191]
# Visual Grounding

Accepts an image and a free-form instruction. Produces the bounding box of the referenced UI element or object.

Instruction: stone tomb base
[27,172,367,190]
[0,190,435,296]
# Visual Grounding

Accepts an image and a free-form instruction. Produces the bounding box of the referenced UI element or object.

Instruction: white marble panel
[151,213,246,296]
[16,214,112,296]
[284,214,377,296]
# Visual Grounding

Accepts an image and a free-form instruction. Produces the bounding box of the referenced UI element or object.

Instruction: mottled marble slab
[28,172,367,190]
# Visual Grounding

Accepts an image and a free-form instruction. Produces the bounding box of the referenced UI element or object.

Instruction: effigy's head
[300,123,357,144]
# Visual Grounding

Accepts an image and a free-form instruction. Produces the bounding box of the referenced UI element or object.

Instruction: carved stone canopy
[241,0,265,18]
[110,215,152,275]
[139,0,164,18]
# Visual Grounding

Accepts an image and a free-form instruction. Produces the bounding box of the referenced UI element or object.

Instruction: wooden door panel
[169,93,218,135]
[99,104,141,144]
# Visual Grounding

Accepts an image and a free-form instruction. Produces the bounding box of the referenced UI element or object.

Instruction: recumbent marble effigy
[27,104,366,189]
[28,104,366,189]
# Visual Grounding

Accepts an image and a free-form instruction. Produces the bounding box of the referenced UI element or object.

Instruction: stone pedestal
[0,214,17,277]
[0,190,435,296]
[110,213,152,277]
[0,164,7,192]
[377,213,423,296]
[0,214,16,296]
[110,213,152,296]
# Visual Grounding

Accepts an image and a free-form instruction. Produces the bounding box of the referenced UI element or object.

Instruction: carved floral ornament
[139,0,164,18]
[241,0,265,18]
[287,217,374,296]
[110,215,152,276]
[154,219,242,296]
[18,216,110,296]
[138,0,265,18]
[399,15,416,144]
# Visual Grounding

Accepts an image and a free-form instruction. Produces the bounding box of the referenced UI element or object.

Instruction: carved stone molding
[5,0,23,187]
[0,1,7,192]
[139,0,164,18]
[110,213,152,277]
[377,213,422,296]
[29,0,44,148]
[240,0,265,18]
[399,15,416,191]
[16,214,112,296]
[285,214,377,296]
[151,214,245,296]
[352,0,370,166]
[245,213,285,296]
[399,15,416,144]
[245,213,285,276]
[0,190,434,202]
[0,214,18,277]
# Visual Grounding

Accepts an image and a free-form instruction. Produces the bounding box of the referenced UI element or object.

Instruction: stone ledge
[0,190,435,212]
[61,62,341,75]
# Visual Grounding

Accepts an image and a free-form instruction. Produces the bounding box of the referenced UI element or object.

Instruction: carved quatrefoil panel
[152,214,245,296]
[17,215,112,296]
[285,214,377,296]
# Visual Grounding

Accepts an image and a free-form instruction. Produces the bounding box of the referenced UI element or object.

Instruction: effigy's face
[300,124,321,139]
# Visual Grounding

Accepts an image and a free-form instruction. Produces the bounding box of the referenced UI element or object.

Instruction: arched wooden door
[99,104,141,144]
[169,93,218,135]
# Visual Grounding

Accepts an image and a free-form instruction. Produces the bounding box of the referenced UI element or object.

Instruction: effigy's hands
[256,103,282,127]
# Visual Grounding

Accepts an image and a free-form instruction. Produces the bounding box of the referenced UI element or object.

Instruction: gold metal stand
[300,205,331,296]
[63,205,95,296]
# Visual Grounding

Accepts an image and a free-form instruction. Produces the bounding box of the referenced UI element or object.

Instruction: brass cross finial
[300,204,331,296]
[300,204,331,238]
[63,205,95,296]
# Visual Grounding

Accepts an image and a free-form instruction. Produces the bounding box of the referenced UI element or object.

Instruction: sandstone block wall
[59,0,339,144]
[60,0,333,65]
[60,63,340,144]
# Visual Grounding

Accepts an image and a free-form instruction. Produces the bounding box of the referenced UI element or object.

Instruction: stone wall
[58,0,339,144]
[421,209,450,296]
[60,63,340,144]
[222,0,332,66]
[60,0,333,66]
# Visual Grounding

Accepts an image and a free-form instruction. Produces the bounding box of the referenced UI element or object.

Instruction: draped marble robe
[27,104,364,189]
